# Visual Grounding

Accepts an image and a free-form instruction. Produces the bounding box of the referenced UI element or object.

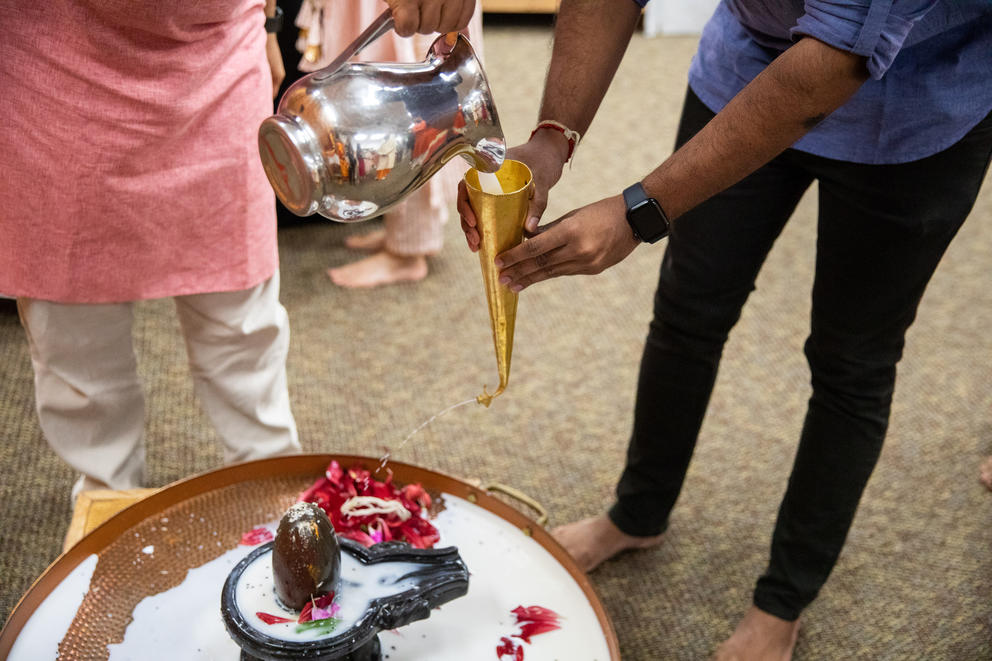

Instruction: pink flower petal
[311,607,333,620]
[240,527,274,546]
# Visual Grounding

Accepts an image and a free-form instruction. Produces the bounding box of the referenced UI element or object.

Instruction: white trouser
[18,274,301,495]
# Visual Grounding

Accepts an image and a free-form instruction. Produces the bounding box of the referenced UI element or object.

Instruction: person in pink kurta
[0,0,480,498]
[2,2,282,302]
[296,1,485,288]
[0,0,300,497]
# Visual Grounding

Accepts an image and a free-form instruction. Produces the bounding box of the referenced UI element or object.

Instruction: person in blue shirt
[458,1,991,658]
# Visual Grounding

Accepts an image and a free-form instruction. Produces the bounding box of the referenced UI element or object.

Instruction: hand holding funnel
[464,160,533,407]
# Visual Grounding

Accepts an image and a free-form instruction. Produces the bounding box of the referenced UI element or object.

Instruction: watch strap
[265,6,284,33]
[623,181,649,210]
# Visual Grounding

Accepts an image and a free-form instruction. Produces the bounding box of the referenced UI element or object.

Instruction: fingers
[456,180,480,252]
[504,259,583,292]
[494,224,568,271]
[388,2,420,36]
[497,243,584,292]
[525,189,548,235]
[455,0,476,33]
[437,0,464,34]
[389,0,474,35]
[417,0,443,34]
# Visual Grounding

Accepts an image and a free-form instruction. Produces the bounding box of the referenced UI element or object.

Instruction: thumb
[525,193,548,235]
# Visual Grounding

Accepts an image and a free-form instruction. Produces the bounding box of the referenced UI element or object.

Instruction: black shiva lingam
[221,502,469,661]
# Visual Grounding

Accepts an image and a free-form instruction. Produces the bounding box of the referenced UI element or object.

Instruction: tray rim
[0,453,621,660]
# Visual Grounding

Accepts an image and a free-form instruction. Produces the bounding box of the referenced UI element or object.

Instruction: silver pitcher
[258,14,505,222]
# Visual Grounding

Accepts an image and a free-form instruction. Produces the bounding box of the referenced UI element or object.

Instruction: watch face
[628,199,669,243]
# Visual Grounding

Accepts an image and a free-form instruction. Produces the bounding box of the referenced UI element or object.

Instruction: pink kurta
[0,0,277,303]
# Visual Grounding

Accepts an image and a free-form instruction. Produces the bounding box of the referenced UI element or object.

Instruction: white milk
[107,545,252,660]
[7,554,98,661]
[234,551,429,642]
[383,494,612,661]
[477,171,505,195]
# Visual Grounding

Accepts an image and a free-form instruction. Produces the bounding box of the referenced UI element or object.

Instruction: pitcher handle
[313,8,395,81]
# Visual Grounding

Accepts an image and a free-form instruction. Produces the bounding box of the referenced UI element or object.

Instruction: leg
[17,299,145,496]
[343,228,387,253]
[980,456,992,491]
[556,89,814,571]
[328,184,442,288]
[174,273,301,464]
[754,111,992,622]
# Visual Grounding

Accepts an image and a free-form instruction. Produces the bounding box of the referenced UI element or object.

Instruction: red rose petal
[299,461,439,549]
[514,620,561,643]
[256,612,293,624]
[511,605,560,624]
[496,636,519,659]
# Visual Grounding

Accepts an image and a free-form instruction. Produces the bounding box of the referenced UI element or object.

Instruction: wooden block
[64,488,159,552]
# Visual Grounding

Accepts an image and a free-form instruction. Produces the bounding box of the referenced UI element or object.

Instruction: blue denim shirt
[634,0,992,164]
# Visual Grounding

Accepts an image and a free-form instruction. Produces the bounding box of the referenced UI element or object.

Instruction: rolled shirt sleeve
[792,0,938,79]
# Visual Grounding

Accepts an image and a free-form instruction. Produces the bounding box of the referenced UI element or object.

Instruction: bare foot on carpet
[327,250,428,288]
[712,606,800,661]
[980,456,992,491]
[344,229,386,252]
[551,514,664,572]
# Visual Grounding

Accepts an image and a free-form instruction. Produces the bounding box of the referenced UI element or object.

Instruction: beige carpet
[2,20,991,660]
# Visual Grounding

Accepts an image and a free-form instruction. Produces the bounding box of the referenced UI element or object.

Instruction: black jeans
[608,89,992,621]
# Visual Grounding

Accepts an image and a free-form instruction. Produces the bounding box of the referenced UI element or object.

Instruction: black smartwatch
[622,182,670,244]
[265,6,284,33]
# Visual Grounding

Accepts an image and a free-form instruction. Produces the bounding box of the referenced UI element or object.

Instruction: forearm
[265,0,276,16]
[534,0,642,159]
[643,37,869,221]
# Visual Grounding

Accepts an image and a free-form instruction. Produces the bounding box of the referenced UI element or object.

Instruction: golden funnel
[464,160,533,407]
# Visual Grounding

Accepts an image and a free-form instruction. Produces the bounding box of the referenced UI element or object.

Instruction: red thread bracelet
[529,120,581,162]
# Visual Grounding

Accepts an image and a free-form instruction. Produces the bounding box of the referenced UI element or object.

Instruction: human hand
[456,131,568,252]
[266,33,285,99]
[493,194,640,292]
[383,0,476,37]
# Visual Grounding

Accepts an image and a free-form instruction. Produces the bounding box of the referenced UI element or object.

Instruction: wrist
[622,182,670,244]
[528,128,571,167]
[265,4,283,31]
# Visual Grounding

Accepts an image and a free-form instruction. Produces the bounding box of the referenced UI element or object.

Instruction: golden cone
[464,160,533,407]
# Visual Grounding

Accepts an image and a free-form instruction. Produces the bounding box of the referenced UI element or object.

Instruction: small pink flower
[240,527,274,546]
[312,607,336,620]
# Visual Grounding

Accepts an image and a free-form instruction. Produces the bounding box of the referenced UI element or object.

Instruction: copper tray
[0,454,620,659]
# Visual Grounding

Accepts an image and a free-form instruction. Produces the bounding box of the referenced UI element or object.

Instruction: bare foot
[551,514,664,573]
[344,229,386,253]
[327,250,428,288]
[980,456,992,491]
[712,606,800,661]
